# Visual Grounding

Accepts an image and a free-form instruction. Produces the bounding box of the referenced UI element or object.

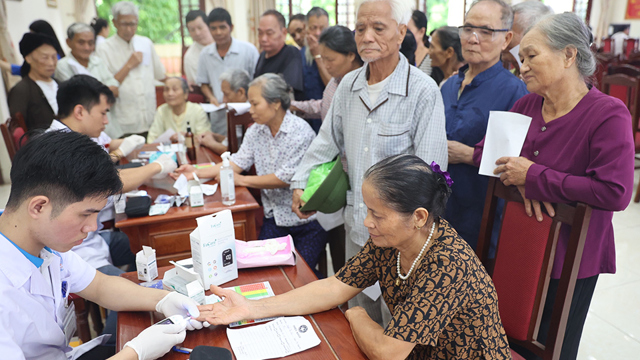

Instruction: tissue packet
[236,235,296,269]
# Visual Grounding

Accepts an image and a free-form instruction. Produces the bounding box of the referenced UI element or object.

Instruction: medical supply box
[136,245,158,281]
[190,210,238,288]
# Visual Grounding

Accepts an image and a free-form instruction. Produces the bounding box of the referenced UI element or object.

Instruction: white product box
[163,260,206,305]
[190,209,238,288]
[136,245,158,282]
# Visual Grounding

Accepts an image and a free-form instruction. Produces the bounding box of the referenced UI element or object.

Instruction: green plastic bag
[301,158,339,203]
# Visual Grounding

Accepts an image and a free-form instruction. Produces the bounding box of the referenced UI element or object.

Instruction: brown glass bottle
[185,121,196,162]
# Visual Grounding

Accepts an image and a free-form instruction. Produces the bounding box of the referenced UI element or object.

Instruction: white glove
[124,321,186,360]
[151,154,177,179]
[156,292,204,330]
[119,135,146,157]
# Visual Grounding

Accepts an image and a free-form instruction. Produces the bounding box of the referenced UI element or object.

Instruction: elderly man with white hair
[503,0,553,75]
[96,1,166,138]
[291,0,447,327]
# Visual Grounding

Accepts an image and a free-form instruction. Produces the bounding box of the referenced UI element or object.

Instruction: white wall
[608,0,640,37]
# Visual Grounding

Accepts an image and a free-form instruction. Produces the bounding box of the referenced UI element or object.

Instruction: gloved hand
[118,135,146,157]
[156,292,205,330]
[151,154,178,179]
[124,320,186,360]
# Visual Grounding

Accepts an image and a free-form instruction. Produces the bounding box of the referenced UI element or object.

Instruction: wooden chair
[1,113,27,162]
[69,294,104,343]
[187,84,206,104]
[476,179,592,360]
[623,38,638,60]
[601,37,613,53]
[226,108,254,154]
[593,53,619,90]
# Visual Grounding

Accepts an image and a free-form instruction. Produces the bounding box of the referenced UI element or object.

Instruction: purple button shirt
[474,86,635,279]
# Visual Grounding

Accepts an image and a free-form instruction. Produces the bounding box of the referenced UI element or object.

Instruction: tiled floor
[0,168,638,358]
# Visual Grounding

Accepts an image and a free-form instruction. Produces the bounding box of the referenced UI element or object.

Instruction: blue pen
[172,346,192,354]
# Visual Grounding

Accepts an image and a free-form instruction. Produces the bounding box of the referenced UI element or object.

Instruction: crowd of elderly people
[2,0,635,359]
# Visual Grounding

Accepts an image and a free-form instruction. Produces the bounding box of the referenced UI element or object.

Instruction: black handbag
[124,196,151,217]
[189,346,232,360]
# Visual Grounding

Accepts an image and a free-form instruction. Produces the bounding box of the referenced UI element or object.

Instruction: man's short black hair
[186,10,207,25]
[289,13,306,26]
[57,75,116,119]
[6,131,123,215]
[208,8,232,27]
[262,10,286,29]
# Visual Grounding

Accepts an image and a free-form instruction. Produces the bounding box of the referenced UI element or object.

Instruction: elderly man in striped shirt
[291,0,447,327]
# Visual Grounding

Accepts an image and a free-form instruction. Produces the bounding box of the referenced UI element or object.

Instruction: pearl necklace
[396,222,436,286]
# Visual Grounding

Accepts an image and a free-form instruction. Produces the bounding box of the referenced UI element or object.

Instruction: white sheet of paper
[479,111,533,178]
[226,316,320,360]
[200,103,226,113]
[156,143,184,153]
[200,183,218,196]
[509,44,522,69]
[173,174,189,197]
[132,37,151,66]
[153,128,176,144]
[362,281,382,301]
[67,334,111,360]
[227,102,251,115]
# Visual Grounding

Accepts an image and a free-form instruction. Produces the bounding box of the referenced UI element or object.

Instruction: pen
[172,346,193,354]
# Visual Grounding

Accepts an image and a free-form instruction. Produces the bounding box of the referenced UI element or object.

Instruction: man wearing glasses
[441,0,528,251]
[96,1,167,139]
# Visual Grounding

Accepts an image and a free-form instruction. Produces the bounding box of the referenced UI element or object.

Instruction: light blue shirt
[196,38,259,103]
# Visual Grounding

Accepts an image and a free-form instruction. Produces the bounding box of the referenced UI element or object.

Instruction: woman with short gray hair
[174,73,328,276]
[478,12,634,359]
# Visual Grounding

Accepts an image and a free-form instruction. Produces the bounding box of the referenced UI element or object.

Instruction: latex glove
[156,292,204,330]
[119,135,146,157]
[151,154,177,179]
[124,321,186,360]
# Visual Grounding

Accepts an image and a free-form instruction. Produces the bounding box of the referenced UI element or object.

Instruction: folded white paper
[479,111,532,178]
[227,316,320,360]
[227,102,251,115]
[200,103,226,113]
[173,174,189,197]
[509,44,523,69]
[153,128,176,144]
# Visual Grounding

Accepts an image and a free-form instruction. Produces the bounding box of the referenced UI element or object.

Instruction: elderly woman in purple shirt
[474,13,634,360]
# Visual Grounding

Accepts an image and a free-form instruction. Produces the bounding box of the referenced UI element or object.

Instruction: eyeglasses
[458,25,509,42]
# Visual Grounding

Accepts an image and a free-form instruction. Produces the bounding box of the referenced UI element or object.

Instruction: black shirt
[255,45,304,100]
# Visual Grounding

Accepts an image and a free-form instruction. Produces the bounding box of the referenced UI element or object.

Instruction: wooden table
[117,263,367,360]
[115,144,261,267]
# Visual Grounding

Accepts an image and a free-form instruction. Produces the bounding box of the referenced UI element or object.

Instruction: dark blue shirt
[441,61,528,249]
[300,46,325,101]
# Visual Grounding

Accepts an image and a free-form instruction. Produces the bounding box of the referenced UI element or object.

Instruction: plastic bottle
[220,151,236,205]
[185,121,196,163]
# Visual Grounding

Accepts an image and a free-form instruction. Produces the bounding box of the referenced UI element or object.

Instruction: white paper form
[479,111,532,178]
[200,103,226,113]
[152,128,176,144]
[227,102,251,115]
[226,316,321,360]
[132,37,151,66]
[509,44,523,69]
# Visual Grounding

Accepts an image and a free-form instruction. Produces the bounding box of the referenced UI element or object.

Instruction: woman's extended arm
[345,307,416,360]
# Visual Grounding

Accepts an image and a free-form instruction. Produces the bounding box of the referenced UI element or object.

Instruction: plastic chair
[476,179,592,360]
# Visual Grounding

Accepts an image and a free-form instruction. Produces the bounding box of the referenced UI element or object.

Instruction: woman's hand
[494,156,534,186]
[197,132,220,148]
[344,306,368,323]
[291,189,316,219]
[516,185,555,222]
[196,285,252,326]
[447,140,474,165]
[170,164,195,180]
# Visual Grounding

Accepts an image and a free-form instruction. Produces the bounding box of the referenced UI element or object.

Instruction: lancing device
[172,346,193,354]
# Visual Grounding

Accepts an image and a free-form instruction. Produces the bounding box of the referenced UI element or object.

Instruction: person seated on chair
[197,68,251,155]
[49,74,178,344]
[478,13,634,360]
[147,77,210,144]
[0,130,205,360]
[8,32,60,131]
[172,73,328,278]
[196,154,511,360]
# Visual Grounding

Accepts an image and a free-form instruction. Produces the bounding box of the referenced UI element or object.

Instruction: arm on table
[118,163,161,192]
[197,275,361,325]
[345,307,415,360]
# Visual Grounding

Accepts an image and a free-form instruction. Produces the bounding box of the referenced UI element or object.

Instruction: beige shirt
[96,34,166,137]
[147,101,210,143]
[183,41,206,84]
[54,53,119,87]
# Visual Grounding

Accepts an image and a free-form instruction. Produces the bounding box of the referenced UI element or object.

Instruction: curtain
[248,0,276,48]
[0,0,19,91]
[207,0,227,9]
[594,0,611,46]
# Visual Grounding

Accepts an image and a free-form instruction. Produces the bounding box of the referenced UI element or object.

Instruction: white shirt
[367,75,391,105]
[183,41,207,84]
[96,35,106,47]
[611,31,629,56]
[96,34,166,138]
[47,120,114,269]
[55,53,119,88]
[35,80,58,115]
[0,234,96,359]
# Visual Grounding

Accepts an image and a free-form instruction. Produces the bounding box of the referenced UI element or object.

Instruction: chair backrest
[226,109,254,154]
[1,113,28,162]
[594,53,619,90]
[624,38,638,59]
[601,73,640,142]
[602,37,613,53]
[476,179,591,360]
[187,85,206,104]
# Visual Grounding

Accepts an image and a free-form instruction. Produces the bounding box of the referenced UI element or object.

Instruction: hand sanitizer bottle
[220,151,236,205]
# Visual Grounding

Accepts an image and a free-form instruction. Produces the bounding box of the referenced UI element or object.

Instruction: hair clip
[430,162,454,187]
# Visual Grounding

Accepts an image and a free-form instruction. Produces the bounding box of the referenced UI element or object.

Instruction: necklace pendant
[395,278,401,286]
